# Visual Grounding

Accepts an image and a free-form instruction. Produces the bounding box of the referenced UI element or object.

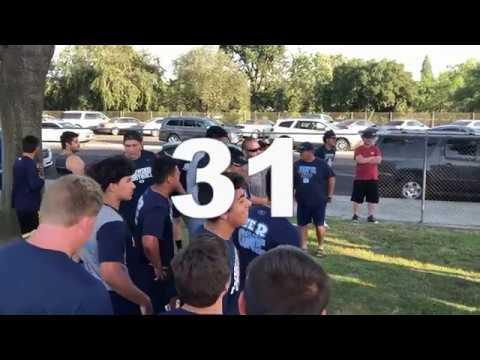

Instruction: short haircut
[87,156,135,192]
[152,154,178,185]
[22,135,40,153]
[323,130,336,143]
[123,130,143,143]
[171,234,230,308]
[209,171,247,222]
[206,125,228,139]
[244,245,330,314]
[60,131,79,150]
[39,175,103,227]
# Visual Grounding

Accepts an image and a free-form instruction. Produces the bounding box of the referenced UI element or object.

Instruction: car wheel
[152,130,160,138]
[168,134,181,143]
[400,177,423,199]
[336,138,350,152]
[112,128,119,136]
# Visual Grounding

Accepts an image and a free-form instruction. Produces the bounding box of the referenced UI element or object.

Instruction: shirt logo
[132,167,152,184]
[298,165,317,184]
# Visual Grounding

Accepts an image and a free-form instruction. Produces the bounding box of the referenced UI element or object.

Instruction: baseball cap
[299,142,315,152]
[361,129,377,138]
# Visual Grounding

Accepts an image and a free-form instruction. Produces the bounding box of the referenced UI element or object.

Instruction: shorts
[16,210,39,235]
[109,291,141,315]
[351,180,379,204]
[296,202,327,227]
[129,263,176,314]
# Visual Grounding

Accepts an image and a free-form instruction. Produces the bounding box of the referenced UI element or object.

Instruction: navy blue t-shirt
[119,150,156,230]
[0,239,113,315]
[133,187,175,269]
[119,150,155,264]
[294,158,335,207]
[195,227,240,315]
[232,205,301,290]
[11,156,45,212]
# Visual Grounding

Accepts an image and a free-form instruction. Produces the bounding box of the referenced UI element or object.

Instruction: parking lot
[44,135,358,196]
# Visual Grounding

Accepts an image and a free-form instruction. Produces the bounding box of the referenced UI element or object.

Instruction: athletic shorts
[351,180,379,204]
[129,263,176,314]
[296,202,327,227]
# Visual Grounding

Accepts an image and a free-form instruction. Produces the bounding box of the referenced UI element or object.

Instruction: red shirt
[354,145,381,180]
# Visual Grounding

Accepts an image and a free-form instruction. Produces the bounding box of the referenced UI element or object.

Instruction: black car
[377,131,480,201]
[158,117,240,144]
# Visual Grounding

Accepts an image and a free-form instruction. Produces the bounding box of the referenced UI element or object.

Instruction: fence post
[420,131,428,224]
[350,112,353,120]
[150,111,153,120]
[389,112,393,121]
[365,110,368,120]
[473,112,475,120]
[431,111,435,127]
[254,111,257,121]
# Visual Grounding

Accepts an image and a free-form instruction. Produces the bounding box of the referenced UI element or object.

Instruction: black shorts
[16,210,39,235]
[351,180,379,204]
[297,202,327,227]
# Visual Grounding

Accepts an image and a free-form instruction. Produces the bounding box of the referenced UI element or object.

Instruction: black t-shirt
[315,145,336,168]
[232,205,301,290]
[0,239,113,315]
[293,158,335,207]
[119,150,156,230]
[194,227,240,315]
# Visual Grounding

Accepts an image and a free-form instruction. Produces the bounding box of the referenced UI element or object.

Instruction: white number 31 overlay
[171,137,293,219]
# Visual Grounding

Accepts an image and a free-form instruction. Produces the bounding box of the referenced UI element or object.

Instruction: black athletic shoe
[367,215,378,224]
[352,214,359,223]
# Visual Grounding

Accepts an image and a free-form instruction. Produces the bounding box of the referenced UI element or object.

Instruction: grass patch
[305,219,480,314]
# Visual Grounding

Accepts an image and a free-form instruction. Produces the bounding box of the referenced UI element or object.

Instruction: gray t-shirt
[80,205,132,291]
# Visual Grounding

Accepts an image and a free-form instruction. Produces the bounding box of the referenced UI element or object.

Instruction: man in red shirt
[351,129,382,223]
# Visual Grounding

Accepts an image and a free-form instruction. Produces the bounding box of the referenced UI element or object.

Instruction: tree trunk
[0,45,54,242]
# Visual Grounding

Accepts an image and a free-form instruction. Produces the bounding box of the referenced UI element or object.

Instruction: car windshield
[60,122,76,128]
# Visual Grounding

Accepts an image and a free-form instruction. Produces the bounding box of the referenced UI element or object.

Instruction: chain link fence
[376,131,480,228]
[43,110,479,127]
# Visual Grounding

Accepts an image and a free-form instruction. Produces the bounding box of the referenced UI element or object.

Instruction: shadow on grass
[323,221,480,275]
[317,253,480,315]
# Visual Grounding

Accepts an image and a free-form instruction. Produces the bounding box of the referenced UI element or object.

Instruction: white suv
[60,111,110,130]
[269,118,363,151]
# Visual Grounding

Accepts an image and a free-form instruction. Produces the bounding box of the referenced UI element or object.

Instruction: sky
[54,45,480,81]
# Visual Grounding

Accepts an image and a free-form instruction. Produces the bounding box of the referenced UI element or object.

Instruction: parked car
[336,119,376,132]
[158,117,241,144]
[0,129,53,190]
[95,117,144,135]
[377,119,429,132]
[142,117,164,137]
[268,118,362,151]
[301,113,338,125]
[429,125,480,135]
[234,120,274,138]
[42,121,94,142]
[59,111,110,131]
[450,120,480,129]
[376,131,480,201]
